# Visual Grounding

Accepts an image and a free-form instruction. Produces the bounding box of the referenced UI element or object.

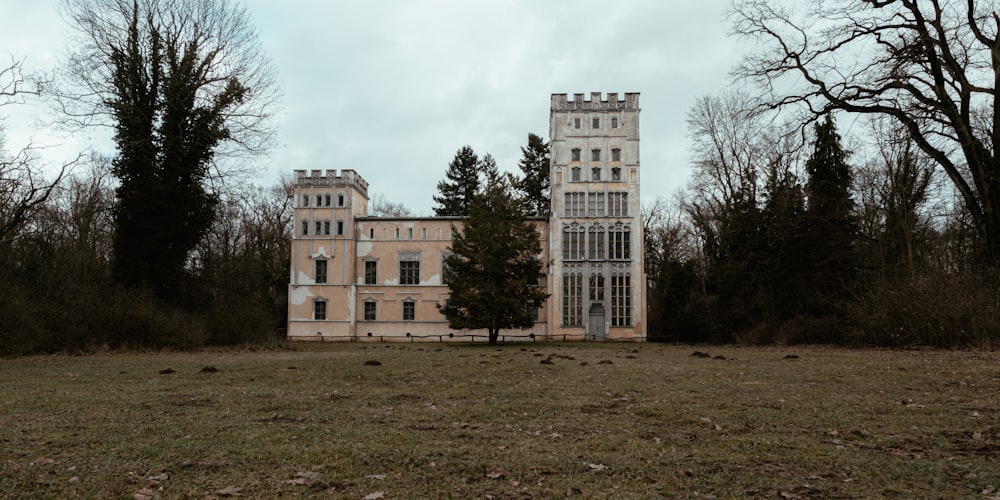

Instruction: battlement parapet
[293,169,369,196]
[551,92,639,111]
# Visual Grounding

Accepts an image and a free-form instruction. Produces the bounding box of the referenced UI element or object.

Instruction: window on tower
[571,148,581,162]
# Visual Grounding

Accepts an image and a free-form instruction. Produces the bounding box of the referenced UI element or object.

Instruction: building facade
[287,92,645,342]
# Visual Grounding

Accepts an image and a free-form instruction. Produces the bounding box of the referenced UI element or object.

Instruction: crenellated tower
[547,92,645,340]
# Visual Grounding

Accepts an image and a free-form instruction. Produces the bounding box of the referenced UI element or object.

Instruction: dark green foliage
[107,4,248,301]
[433,146,482,216]
[516,133,550,216]
[438,174,549,345]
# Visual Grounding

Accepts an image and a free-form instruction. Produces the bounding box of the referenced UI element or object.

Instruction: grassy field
[1,343,998,498]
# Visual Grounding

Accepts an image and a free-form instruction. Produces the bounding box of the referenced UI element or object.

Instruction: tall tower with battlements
[547,92,645,340]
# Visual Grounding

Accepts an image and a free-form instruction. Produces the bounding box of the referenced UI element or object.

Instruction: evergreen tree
[433,146,481,216]
[516,133,550,216]
[803,116,858,324]
[438,173,549,345]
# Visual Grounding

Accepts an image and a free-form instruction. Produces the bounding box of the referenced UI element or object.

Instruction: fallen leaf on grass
[31,457,59,466]
[485,465,507,479]
[217,485,242,496]
[588,463,607,471]
[283,471,321,485]
[147,472,170,482]
[365,474,387,480]
[363,492,385,500]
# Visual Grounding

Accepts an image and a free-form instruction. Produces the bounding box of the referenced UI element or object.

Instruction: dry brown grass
[1,343,998,498]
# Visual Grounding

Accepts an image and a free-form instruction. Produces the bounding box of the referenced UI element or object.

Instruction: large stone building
[287,92,645,342]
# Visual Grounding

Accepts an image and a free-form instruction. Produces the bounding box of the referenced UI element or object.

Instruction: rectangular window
[611,117,618,128]
[588,192,604,217]
[563,192,585,217]
[338,194,345,206]
[323,221,331,235]
[591,149,600,162]
[608,192,629,216]
[395,228,400,239]
[612,148,621,162]
[337,221,344,235]
[422,228,427,239]
[611,274,632,326]
[364,261,377,285]
[609,225,631,259]
[324,194,331,207]
[370,228,375,239]
[364,301,376,321]
[574,117,581,129]
[592,117,599,129]
[562,225,584,260]
[589,226,605,259]
[402,300,415,321]
[315,221,322,235]
[591,168,601,181]
[314,300,327,320]
[315,260,327,284]
[571,167,581,182]
[302,195,309,207]
[612,167,621,181]
[571,148,581,162]
[408,228,413,239]
[301,220,309,236]
[589,273,605,301]
[562,273,583,326]
[399,260,420,285]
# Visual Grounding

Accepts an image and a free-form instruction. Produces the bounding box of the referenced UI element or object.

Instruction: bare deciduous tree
[732,0,999,262]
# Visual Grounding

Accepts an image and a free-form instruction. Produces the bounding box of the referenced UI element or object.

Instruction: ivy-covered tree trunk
[63,0,274,303]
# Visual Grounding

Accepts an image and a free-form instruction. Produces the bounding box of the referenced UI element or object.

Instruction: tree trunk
[488,328,499,345]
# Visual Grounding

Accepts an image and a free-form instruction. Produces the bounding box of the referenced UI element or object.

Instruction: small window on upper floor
[592,117,599,129]
[591,149,600,162]
[369,228,375,239]
[301,220,309,236]
[592,168,601,181]
[315,221,323,235]
[611,117,618,128]
[408,228,413,239]
[422,228,427,239]
[338,194,345,206]
[574,117,581,129]
[395,228,400,239]
[302,195,310,207]
[612,167,622,181]
[571,167,581,182]
[612,148,621,162]
[323,221,331,235]
[571,148,581,162]
[324,194,331,207]
[337,220,344,235]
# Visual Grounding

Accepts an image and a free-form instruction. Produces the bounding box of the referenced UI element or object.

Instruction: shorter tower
[287,169,369,340]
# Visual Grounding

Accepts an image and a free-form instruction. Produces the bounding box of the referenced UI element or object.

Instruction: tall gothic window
[611,273,632,326]
[609,224,631,260]
[588,192,604,217]
[315,259,327,284]
[588,225,605,260]
[562,272,583,326]
[608,192,629,216]
[562,224,585,260]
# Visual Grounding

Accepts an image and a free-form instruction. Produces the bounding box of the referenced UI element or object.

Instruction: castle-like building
[287,92,645,342]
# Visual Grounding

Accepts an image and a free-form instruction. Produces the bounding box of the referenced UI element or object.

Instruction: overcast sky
[0,0,743,215]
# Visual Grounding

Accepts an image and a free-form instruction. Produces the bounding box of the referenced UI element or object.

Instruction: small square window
[592,168,601,181]
[402,300,415,321]
[611,117,618,128]
[592,117,599,129]
[364,301,376,321]
[571,148,581,162]
[314,300,327,320]
[612,167,621,181]
[571,167,581,182]
[591,149,600,162]
[574,117,581,129]
[612,148,621,162]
